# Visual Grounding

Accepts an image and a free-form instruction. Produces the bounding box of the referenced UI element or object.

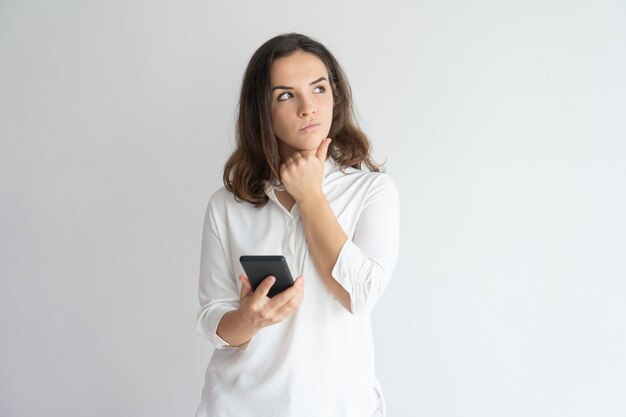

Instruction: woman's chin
[299,149,317,157]
[278,137,325,158]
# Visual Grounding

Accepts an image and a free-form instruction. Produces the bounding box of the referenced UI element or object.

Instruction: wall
[1,1,625,416]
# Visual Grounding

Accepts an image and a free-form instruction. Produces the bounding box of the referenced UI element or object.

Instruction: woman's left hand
[280,138,331,203]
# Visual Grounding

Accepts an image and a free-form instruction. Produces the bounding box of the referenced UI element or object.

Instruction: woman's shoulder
[208,186,233,203]
[357,170,398,200]
[207,186,262,214]
[205,187,238,213]
[327,163,398,205]
[332,161,397,189]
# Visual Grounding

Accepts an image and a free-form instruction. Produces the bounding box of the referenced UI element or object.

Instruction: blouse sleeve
[331,173,400,316]
[195,196,252,351]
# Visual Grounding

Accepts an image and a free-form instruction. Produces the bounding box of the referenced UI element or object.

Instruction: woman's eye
[277,92,292,101]
[313,86,326,93]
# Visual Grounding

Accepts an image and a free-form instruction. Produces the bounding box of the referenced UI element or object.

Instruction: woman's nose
[298,95,317,117]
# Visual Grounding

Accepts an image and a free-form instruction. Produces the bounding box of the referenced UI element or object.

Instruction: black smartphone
[239,255,295,298]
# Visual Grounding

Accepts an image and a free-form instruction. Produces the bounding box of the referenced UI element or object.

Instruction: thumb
[239,274,252,299]
[257,275,276,298]
[316,138,332,162]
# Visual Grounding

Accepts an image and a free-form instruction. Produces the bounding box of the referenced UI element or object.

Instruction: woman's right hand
[238,274,304,330]
[216,274,304,347]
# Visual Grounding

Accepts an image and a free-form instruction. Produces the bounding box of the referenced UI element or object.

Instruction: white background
[1,1,625,416]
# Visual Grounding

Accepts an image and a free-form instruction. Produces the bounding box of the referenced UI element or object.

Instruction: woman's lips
[300,122,321,132]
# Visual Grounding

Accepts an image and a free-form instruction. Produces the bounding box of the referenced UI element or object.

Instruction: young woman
[196,33,399,417]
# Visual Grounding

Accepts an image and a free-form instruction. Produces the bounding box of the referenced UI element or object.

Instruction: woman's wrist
[296,191,326,209]
[216,309,259,347]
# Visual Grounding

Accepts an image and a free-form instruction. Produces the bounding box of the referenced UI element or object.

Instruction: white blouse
[195,158,399,417]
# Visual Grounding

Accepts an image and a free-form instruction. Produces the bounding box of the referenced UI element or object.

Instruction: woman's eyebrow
[271,76,328,91]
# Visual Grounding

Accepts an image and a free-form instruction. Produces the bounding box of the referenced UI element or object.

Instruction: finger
[268,276,303,309]
[239,274,252,299]
[316,138,332,162]
[291,151,303,161]
[275,289,304,313]
[254,275,276,298]
[273,281,304,318]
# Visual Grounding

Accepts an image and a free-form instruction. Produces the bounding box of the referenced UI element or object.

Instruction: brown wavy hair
[223,33,381,207]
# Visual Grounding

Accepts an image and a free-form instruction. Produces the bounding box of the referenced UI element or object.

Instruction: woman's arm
[280,139,352,311]
[280,138,399,315]
[197,193,304,349]
[280,139,399,314]
[297,194,352,312]
[327,174,399,315]
[216,274,304,346]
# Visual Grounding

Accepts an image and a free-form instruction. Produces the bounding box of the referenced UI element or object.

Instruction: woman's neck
[274,189,296,212]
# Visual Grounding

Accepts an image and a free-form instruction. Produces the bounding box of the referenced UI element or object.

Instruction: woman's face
[270,51,334,160]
